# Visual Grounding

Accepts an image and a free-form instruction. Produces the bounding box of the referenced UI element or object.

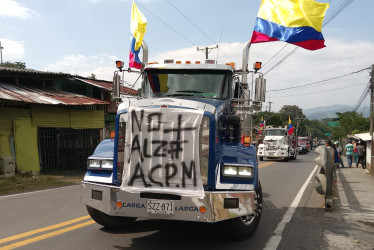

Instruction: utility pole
[197,45,218,59]
[267,96,272,112]
[0,41,4,66]
[370,64,374,172]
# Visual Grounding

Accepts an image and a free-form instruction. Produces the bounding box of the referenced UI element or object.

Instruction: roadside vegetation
[254,105,369,140]
[0,172,83,196]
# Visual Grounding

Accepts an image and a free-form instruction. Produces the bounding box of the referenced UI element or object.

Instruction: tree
[333,111,369,136]
[1,61,26,69]
[88,73,96,80]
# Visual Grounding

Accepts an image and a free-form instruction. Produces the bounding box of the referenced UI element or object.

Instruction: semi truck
[257,126,297,161]
[81,41,265,240]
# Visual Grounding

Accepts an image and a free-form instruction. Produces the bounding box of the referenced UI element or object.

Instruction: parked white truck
[257,126,297,161]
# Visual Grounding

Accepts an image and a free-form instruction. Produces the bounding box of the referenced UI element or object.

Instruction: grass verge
[0,173,83,196]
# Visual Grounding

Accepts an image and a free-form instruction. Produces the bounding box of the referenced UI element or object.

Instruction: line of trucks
[80,37,316,239]
[257,126,312,161]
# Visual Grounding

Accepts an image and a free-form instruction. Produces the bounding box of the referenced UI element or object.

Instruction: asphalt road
[0,152,321,250]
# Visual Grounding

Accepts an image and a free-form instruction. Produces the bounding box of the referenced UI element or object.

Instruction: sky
[1,0,374,112]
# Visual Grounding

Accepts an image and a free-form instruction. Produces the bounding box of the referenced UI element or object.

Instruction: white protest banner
[120,106,205,198]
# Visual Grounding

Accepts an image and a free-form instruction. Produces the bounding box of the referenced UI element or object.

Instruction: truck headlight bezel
[87,159,113,170]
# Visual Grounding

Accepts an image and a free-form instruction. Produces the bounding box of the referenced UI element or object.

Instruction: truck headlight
[101,160,113,169]
[222,164,254,178]
[223,166,237,176]
[238,167,253,177]
[88,159,101,169]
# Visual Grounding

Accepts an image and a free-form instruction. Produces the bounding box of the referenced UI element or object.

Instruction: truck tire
[221,182,262,240]
[259,157,263,161]
[86,205,136,229]
[284,152,289,162]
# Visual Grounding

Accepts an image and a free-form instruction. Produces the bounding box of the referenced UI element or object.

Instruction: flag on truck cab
[251,0,329,50]
[129,0,147,69]
[288,116,294,135]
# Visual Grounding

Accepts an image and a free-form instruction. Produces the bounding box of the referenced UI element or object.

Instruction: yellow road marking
[259,161,276,168]
[0,215,91,245]
[0,220,95,250]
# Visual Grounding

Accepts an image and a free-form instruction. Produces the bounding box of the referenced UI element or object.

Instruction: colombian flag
[288,115,294,135]
[251,0,329,50]
[259,116,264,135]
[129,1,147,69]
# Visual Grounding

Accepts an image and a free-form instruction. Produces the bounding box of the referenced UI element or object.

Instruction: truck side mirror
[113,74,121,99]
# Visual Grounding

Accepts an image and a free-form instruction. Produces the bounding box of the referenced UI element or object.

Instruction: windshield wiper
[176,90,204,97]
[165,94,195,97]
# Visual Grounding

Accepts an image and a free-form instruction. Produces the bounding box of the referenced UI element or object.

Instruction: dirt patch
[0,173,83,196]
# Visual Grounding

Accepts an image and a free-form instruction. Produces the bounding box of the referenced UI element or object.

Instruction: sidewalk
[321,157,374,249]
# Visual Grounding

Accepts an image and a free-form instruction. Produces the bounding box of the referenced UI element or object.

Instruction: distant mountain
[303,104,369,120]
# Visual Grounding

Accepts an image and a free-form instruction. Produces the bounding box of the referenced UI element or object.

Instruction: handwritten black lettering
[147,113,162,132]
[148,164,163,187]
[128,163,150,187]
[164,114,196,140]
[169,140,187,160]
[182,161,197,187]
[165,163,177,187]
[131,109,144,133]
[152,140,168,157]
[143,138,151,158]
[129,135,144,163]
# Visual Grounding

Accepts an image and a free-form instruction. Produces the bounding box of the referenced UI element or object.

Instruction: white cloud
[42,38,374,112]
[0,0,38,19]
[86,0,103,3]
[0,39,25,61]
[152,39,374,111]
[43,54,119,80]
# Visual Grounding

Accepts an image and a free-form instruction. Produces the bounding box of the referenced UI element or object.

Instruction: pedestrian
[357,141,366,169]
[328,140,338,183]
[353,140,359,167]
[334,141,344,168]
[344,140,354,168]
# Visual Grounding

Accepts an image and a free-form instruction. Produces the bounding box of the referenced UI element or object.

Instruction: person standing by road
[353,141,359,167]
[328,140,338,183]
[357,141,365,169]
[344,140,354,168]
[334,141,345,168]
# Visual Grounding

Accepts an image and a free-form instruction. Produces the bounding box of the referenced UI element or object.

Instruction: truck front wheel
[86,205,136,229]
[222,183,262,240]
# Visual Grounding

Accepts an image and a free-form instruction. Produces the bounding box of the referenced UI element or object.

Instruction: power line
[353,82,370,111]
[271,82,367,98]
[165,0,230,61]
[166,0,216,44]
[136,2,196,46]
[267,67,370,92]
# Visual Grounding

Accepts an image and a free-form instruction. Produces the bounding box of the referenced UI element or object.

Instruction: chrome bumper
[81,181,256,223]
[257,150,288,158]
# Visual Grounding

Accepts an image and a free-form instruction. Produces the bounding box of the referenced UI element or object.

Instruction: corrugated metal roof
[74,77,138,95]
[0,67,69,77]
[0,82,110,105]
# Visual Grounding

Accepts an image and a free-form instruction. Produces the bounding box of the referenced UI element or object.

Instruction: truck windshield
[143,69,231,99]
[266,129,286,136]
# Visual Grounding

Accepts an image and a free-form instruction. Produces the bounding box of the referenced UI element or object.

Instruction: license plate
[269,152,274,155]
[147,199,174,215]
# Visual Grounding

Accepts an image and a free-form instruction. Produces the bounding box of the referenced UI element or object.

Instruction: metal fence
[38,127,100,175]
